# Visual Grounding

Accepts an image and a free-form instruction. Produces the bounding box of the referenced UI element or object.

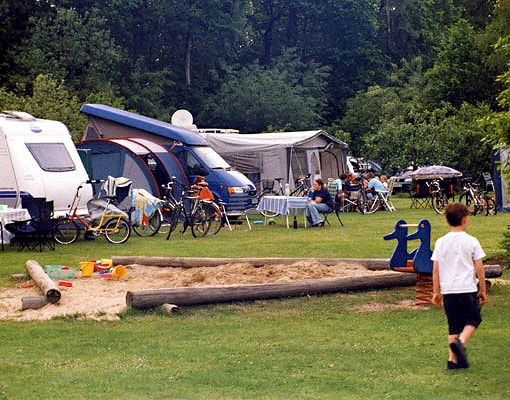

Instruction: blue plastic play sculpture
[384,219,433,274]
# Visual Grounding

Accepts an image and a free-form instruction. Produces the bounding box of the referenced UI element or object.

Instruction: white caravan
[0,111,91,216]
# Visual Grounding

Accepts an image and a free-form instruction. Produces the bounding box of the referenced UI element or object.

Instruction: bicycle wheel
[459,192,476,215]
[364,196,380,214]
[485,196,497,216]
[202,201,222,235]
[105,218,131,244]
[132,209,162,236]
[258,192,281,218]
[431,193,448,214]
[54,217,80,244]
[191,204,212,238]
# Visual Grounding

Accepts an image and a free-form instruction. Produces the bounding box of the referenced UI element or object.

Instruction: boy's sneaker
[450,339,469,368]
[446,361,464,370]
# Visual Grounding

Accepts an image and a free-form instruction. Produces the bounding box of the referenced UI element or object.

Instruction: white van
[0,111,91,216]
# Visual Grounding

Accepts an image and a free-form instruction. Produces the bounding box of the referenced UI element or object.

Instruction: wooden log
[126,272,417,309]
[483,265,503,278]
[25,260,61,304]
[21,296,49,310]
[112,256,390,269]
[368,263,502,278]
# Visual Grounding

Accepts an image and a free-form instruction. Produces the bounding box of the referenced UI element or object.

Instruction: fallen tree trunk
[126,272,416,309]
[481,265,503,278]
[112,256,389,269]
[25,260,61,303]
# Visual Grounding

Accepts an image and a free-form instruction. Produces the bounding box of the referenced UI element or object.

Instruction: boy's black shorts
[443,292,482,335]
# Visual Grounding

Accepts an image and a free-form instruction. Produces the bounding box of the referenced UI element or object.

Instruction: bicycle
[100,176,163,237]
[358,187,380,214]
[160,178,221,239]
[427,178,449,214]
[257,174,312,217]
[54,180,131,244]
[458,179,487,216]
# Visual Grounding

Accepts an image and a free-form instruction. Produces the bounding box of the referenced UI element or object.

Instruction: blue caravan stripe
[80,104,207,146]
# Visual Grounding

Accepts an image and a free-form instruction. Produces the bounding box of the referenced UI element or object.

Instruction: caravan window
[26,143,76,172]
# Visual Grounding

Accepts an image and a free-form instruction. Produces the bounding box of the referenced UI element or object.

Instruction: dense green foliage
[0,0,509,176]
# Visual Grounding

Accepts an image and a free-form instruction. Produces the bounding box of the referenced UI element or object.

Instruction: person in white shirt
[431,202,487,370]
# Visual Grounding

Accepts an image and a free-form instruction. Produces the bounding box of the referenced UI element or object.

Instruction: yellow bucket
[111,265,127,278]
[79,261,95,277]
[101,259,113,268]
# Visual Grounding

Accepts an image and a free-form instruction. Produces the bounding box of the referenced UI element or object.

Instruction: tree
[0,75,85,141]
[424,19,495,107]
[12,7,123,100]
[199,51,329,132]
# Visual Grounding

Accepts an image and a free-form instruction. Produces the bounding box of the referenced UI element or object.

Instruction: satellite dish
[171,109,194,127]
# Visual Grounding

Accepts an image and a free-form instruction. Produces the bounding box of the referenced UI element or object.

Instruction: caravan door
[0,130,19,207]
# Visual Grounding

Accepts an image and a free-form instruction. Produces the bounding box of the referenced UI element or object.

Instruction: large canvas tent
[76,137,188,207]
[201,131,348,189]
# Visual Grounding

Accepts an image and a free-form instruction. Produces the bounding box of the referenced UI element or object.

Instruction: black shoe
[450,339,469,368]
[446,361,464,370]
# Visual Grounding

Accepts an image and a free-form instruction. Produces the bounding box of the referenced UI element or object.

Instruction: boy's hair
[445,202,469,226]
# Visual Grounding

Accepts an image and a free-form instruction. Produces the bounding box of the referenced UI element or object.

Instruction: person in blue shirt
[305,178,334,227]
[366,172,386,198]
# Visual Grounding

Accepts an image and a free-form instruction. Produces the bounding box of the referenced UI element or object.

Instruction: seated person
[305,178,334,227]
[366,172,386,198]
[192,176,215,201]
[380,174,388,190]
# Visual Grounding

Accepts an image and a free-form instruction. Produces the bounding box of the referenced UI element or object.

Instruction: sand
[0,261,390,321]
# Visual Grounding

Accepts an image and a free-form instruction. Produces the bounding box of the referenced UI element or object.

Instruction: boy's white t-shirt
[431,231,486,294]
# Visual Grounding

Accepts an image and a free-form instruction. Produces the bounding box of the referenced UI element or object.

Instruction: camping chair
[409,181,430,209]
[6,197,55,251]
[325,179,344,226]
[376,177,396,212]
[482,172,495,192]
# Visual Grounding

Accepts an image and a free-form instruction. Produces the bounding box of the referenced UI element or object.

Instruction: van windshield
[192,146,231,169]
[26,143,76,172]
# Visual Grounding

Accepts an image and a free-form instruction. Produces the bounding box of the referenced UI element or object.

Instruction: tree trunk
[126,272,416,309]
[25,260,61,303]
[22,296,49,310]
[111,256,390,269]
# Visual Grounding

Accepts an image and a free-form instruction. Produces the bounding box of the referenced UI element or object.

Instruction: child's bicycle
[54,180,131,244]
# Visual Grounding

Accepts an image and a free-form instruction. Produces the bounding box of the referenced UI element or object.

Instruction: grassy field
[0,196,509,399]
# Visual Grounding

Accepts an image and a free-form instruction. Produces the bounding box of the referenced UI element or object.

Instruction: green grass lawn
[0,196,509,399]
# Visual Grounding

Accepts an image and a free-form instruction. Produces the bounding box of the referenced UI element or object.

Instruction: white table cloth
[0,208,31,245]
[257,196,310,228]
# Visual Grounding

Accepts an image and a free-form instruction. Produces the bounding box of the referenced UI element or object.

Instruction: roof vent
[1,111,37,121]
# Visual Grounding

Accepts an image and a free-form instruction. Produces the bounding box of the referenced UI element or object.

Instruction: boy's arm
[474,258,487,306]
[432,260,442,307]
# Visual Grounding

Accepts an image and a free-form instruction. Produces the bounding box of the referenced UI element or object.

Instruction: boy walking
[431,202,487,370]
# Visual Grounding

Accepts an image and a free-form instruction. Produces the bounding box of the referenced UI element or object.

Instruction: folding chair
[325,179,344,226]
[6,197,55,251]
[482,172,495,191]
[409,181,430,208]
[218,201,252,231]
[376,177,396,212]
